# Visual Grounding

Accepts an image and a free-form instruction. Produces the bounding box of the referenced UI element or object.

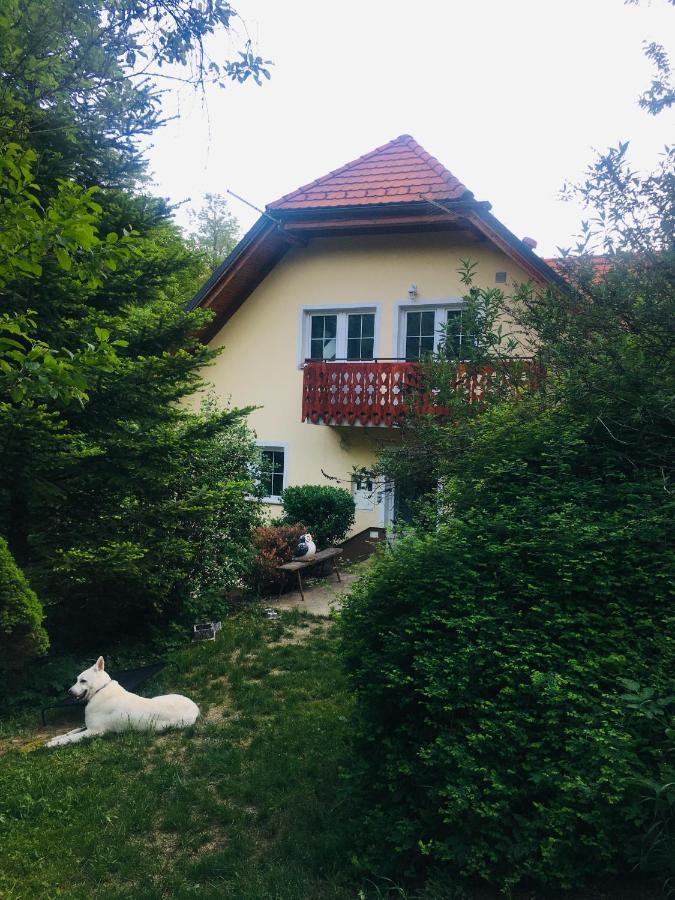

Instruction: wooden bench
[277,547,343,602]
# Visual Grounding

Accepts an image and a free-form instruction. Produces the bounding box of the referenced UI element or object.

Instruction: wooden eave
[465,207,569,290]
[275,200,485,237]
[187,216,290,343]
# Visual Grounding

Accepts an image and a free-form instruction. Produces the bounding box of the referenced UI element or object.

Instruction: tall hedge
[0,537,48,679]
[339,404,675,893]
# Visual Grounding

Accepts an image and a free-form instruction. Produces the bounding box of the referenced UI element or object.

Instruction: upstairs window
[305,308,377,362]
[399,303,467,361]
[405,310,436,361]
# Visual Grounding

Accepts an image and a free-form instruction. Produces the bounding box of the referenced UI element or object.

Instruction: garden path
[274,569,361,617]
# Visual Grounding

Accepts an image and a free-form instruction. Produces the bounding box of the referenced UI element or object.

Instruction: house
[188,135,559,538]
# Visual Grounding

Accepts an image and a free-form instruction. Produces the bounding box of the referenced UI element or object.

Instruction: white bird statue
[293,532,316,561]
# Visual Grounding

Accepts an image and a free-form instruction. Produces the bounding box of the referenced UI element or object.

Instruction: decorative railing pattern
[302,360,419,426]
[301,359,538,426]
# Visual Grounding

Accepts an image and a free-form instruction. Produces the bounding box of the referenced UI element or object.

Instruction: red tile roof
[545,256,614,281]
[268,135,472,211]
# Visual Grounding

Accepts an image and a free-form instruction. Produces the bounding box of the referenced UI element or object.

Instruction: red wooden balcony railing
[302,359,529,426]
[302,360,416,426]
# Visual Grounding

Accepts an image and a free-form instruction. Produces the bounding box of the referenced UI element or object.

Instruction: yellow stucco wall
[200,231,532,533]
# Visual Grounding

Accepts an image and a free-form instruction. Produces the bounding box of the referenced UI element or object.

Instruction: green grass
[1,607,653,900]
[0,610,359,899]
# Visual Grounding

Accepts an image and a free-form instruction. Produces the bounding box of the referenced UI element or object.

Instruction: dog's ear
[95,656,105,672]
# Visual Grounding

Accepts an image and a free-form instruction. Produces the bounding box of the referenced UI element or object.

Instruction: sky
[144,0,674,257]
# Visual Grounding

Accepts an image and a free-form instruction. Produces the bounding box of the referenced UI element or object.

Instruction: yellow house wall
[201,231,532,534]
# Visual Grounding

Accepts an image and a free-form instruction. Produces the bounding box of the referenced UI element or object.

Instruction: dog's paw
[45,736,65,748]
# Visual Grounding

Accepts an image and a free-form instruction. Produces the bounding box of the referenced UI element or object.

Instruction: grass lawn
[0,610,359,899]
[3,605,656,900]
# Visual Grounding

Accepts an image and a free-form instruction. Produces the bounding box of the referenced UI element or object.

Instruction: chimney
[522,236,538,250]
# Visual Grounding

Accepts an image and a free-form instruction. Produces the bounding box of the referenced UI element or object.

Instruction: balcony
[302,359,412,426]
[302,359,539,426]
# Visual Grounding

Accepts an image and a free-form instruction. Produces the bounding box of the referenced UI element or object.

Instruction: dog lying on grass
[46,656,199,748]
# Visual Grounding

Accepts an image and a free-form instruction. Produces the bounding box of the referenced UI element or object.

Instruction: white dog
[46,656,199,748]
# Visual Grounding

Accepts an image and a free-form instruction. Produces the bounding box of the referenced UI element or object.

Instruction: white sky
[144,0,674,257]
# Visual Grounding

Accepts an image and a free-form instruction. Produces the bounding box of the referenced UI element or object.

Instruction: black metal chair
[40,661,175,726]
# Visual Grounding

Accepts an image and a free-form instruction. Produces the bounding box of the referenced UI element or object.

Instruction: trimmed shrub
[339,406,675,894]
[280,485,355,549]
[248,524,305,595]
[0,537,49,681]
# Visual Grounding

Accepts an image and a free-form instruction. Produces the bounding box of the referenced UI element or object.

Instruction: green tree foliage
[0,536,48,678]
[0,185,263,645]
[188,193,240,273]
[0,0,270,651]
[0,140,130,644]
[0,0,271,186]
[279,485,355,549]
[625,0,675,114]
[340,145,675,892]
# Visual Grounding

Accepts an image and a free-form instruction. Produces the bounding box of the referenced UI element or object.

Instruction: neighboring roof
[268,134,472,210]
[545,256,614,281]
[189,135,566,339]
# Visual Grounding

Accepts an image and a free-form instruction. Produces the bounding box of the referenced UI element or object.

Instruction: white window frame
[297,304,380,368]
[255,441,288,504]
[393,298,465,359]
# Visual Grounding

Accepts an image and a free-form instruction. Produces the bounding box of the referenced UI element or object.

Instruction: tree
[0,142,131,564]
[188,193,240,273]
[625,0,675,115]
[4,192,262,647]
[0,0,270,650]
[376,141,674,508]
[340,146,675,891]
[0,0,271,187]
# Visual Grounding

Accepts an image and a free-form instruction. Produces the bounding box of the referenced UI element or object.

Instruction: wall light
[408,283,417,300]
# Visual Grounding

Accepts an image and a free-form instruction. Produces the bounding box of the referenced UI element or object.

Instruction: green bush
[279,485,355,549]
[340,405,675,894]
[0,537,48,681]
